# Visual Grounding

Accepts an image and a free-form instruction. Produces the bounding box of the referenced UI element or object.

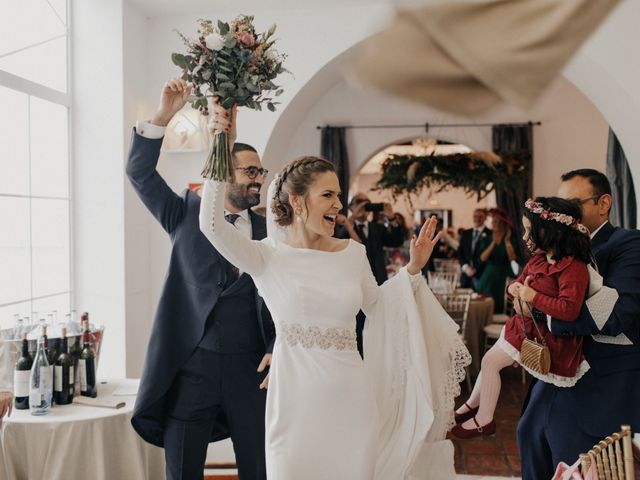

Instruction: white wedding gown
[199,179,471,480]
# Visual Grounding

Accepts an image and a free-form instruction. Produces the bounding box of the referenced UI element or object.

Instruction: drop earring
[295,208,302,223]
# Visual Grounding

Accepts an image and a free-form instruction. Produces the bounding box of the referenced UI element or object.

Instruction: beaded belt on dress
[280,323,358,351]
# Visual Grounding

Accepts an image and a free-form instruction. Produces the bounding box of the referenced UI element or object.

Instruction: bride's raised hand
[207,97,238,146]
[407,216,443,275]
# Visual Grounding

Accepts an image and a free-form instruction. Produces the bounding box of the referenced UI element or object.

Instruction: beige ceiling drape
[350,0,619,115]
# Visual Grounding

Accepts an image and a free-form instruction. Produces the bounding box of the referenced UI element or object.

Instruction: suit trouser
[517,379,600,480]
[163,347,267,480]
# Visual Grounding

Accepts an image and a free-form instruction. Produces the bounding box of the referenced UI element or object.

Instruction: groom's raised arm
[126,78,192,234]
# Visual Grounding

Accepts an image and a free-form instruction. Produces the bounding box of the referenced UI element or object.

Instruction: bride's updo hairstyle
[271,156,335,227]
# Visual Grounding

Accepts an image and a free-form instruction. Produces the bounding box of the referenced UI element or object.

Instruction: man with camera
[336,193,406,357]
[336,193,405,284]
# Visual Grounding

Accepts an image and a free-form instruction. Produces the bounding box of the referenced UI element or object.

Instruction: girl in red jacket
[452,196,594,439]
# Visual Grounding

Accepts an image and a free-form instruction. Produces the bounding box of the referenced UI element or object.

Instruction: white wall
[123,0,153,378]
[72,0,126,378]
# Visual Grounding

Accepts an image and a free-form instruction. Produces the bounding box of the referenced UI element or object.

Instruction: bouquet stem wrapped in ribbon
[173,16,288,181]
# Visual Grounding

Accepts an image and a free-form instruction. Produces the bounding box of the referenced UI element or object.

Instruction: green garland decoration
[375,151,530,202]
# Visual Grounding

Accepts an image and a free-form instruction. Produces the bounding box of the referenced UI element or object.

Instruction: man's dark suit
[518,222,640,479]
[457,227,492,288]
[126,130,274,479]
[336,220,404,357]
[337,221,405,285]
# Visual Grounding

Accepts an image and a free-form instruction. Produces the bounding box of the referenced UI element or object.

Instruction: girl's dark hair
[523,196,591,264]
[271,156,336,227]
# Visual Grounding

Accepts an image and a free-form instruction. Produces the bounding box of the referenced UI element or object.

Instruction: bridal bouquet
[173,16,287,180]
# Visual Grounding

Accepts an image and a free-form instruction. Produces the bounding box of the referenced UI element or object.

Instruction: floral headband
[524,199,589,235]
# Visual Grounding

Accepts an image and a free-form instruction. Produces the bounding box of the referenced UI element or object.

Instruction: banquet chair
[492,276,516,324]
[579,425,636,480]
[428,271,460,294]
[433,258,460,273]
[439,293,472,391]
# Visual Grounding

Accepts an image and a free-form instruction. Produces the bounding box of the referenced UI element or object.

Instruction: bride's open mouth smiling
[322,214,336,226]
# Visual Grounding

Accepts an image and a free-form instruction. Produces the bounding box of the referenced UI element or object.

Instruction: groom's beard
[227,182,261,211]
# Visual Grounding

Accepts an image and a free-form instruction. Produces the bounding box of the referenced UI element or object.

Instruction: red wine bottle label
[13,371,30,397]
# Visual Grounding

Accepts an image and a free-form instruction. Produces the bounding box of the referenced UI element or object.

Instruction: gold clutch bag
[520,337,551,375]
[517,298,551,375]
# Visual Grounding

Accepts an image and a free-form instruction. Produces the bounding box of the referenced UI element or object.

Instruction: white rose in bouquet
[205,33,225,51]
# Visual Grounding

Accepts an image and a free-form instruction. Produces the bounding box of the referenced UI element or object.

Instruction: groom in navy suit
[128,78,274,480]
[517,169,640,479]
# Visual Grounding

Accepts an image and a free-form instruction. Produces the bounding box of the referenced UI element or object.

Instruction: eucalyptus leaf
[218,21,229,35]
[171,53,188,69]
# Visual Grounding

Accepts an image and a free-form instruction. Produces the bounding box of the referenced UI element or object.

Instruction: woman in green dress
[475,209,517,313]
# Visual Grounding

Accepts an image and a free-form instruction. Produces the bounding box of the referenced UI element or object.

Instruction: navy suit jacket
[336,222,404,285]
[126,129,274,447]
[544,222,640,435]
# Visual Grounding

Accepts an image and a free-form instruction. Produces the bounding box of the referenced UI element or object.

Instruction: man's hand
[151,78,193,127]
[207,98,238,147]
[0,392,13,426]
[382,203,394,220]
[351,201,367,221]
[462,264,476,277]
[336,214,349,227]
[257,353,272,390]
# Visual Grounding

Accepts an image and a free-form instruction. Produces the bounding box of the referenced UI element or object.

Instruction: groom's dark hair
[232,142,257,164]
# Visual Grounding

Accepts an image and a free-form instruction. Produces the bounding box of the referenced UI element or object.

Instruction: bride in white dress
[200,106,470,479]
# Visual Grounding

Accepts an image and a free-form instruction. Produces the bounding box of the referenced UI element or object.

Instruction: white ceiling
[128,0,426,17]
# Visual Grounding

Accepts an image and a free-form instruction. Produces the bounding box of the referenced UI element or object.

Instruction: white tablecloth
[0,379,164,480]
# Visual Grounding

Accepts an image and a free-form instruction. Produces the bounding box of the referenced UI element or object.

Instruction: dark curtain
[492,123,534,265]
[606,128,637,229]
[320,127,350,215]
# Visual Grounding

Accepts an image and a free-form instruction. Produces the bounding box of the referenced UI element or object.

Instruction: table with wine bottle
[0,377,164,479]
[0,312,164,479]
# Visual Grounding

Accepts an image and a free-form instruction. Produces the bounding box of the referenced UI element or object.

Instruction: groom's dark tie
[224,214,241,283]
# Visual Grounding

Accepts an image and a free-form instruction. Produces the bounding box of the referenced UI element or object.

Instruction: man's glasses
[235,166,269,179]
[575,194,601,205]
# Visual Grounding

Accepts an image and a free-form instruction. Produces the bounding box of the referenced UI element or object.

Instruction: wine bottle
[42,324,56,404]
[14,333,33,410]
[79,320,97,398]
[69,322,82,394]
[54,327,73,405]
[29,331,52,415]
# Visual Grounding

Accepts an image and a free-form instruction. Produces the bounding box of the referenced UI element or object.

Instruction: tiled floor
[451,365,531,478]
